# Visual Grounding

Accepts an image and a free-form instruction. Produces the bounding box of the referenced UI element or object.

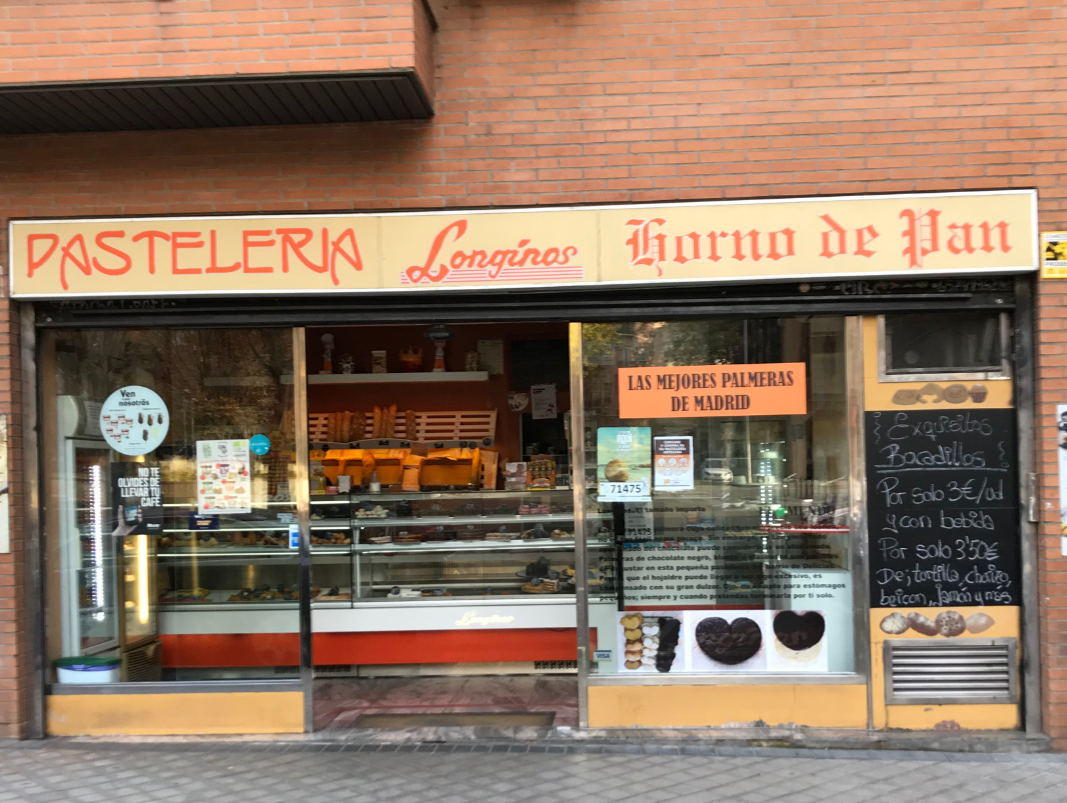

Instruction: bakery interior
[301,322,594,728]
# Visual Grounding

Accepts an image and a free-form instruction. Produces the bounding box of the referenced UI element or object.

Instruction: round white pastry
[642,625,659,636]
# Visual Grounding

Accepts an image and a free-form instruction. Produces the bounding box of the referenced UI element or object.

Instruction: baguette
[385,403,397,438]
[341,411,353,442]
[405,410,418,440]
[372,405,382,438]
[352,412,366,441]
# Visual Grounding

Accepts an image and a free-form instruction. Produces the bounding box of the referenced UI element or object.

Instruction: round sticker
[99,386,169,456]
[250,434,271,456]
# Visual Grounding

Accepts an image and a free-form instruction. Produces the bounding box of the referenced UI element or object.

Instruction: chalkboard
[865,408,1019,608]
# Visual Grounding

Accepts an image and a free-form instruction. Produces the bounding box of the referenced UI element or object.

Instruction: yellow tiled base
[47,692,304,736]
[587,684,868,729]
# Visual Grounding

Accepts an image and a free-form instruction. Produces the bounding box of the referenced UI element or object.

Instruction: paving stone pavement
[0,742,1066,802]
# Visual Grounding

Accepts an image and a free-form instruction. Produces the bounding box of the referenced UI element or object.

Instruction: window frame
[876,312,1012,383]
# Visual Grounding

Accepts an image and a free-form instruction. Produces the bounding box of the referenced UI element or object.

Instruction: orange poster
[618,363,807,419]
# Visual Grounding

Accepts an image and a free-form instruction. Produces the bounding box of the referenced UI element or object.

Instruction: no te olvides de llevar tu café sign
[7,190,1037,298]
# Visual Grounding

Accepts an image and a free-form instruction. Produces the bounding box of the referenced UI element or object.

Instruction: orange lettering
[242,230,275,273]
[329,228,362,286]
[26,234,59,277]
[206,230,240,273]
[407,220,466,284]
[132,230,171,275]
[171,231,203,275]
[91,231,132,276]
[278,228,327,274]
[58,234,91,291]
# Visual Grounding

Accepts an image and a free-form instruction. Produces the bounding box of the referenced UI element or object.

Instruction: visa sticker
[593,650,612,661]
[288,524,300,549]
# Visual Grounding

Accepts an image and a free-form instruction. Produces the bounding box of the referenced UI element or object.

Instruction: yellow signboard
[8,190,1037,298]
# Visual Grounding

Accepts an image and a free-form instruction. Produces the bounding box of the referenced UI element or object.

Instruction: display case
[154,488,616,668]
[308,489,616,605]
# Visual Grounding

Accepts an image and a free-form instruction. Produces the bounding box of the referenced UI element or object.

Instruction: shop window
[881,311,1010,380]
[581,317,855,677]
[42,328,297,684]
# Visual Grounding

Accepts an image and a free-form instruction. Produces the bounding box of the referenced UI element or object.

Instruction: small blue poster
[250,434,271,456]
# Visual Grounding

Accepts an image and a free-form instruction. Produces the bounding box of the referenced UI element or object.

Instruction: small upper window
[884,311,1006,375]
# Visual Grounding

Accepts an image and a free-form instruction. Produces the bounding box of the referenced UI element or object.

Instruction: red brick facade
[0,0,1064,741]
[0,0,432,85]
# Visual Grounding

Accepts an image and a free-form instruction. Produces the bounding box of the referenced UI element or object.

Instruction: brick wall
[0,0,1065,740]
[0,304,27,739]
[0,0,429,83]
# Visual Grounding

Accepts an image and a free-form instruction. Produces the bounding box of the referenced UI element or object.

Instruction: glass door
[301,322,588,731]
[43,328,299,685]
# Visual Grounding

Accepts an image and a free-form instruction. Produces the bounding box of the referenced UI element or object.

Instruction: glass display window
[42,328,298,683]
[580,318,856,677]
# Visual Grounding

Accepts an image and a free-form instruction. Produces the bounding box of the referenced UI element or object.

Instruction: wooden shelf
[308,371,489,385]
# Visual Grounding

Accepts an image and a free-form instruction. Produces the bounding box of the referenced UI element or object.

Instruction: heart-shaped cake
[694,616,762,665]
[772,611,825,652]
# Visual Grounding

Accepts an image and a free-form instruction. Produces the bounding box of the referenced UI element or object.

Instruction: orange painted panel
[618,363,806,419]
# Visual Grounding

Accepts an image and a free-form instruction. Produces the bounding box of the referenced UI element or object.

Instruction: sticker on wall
[196,439,251,515]
[1042,231,1067,279]
[597,427,651,502]
[249,434,271,456]
[653,436,694,491]
[99,386,169,456]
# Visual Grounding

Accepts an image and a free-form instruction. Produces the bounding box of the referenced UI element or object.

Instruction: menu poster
[531,383,558,420]
[653,436,694,491]
[196,439,252,515]
[597,427,651,502]
[110,462,163,535]
[865,409,1019,607]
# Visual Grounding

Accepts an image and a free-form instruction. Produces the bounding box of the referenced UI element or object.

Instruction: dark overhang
[0,70,433,135]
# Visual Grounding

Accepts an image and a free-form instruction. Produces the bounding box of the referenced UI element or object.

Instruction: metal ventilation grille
[122,641,163,683]
[884,638,1017,705]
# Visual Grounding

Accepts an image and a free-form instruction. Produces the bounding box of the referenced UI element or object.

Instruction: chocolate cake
[695,616,762,665]
[772,611,825,652]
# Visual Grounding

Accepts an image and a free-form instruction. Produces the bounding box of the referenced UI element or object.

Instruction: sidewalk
[1,739,1066,803]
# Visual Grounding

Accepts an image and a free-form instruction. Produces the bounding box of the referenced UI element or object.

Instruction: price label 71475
[598,479,650,502]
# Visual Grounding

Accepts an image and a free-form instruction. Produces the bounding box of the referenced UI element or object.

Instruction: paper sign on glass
[597,427,651,502]
[653,436,694,491]
[196,439,252,515]
[618,363,807,419]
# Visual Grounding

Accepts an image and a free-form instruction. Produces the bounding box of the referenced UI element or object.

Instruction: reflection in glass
[582,318,854,675]
[43,329,297,682]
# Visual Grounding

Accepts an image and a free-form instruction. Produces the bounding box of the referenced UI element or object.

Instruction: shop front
[10,189,1041,737]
